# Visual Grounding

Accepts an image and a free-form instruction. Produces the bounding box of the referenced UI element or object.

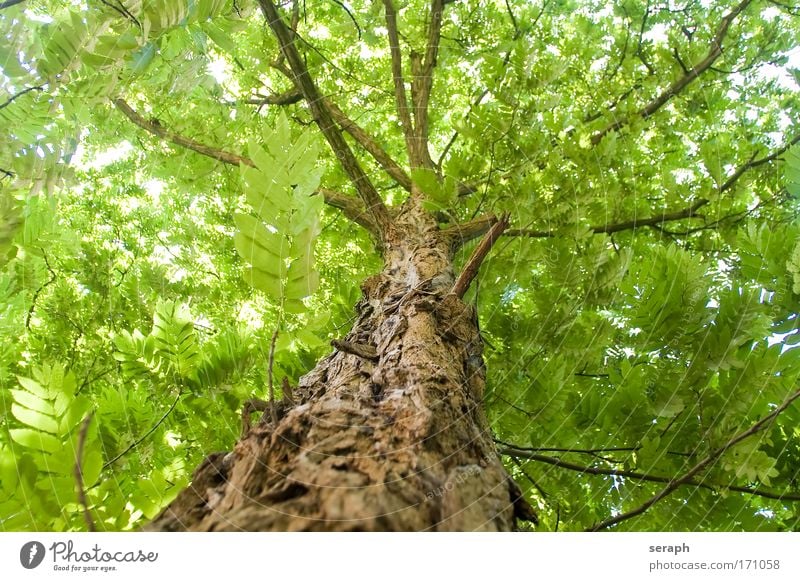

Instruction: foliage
[1,0,799,531]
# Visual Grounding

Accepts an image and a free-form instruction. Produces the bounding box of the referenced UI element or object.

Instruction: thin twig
[26,250,58,330]
[75,413,96,532]
[103,391,182,469]
[0,85,44,111]
[332,0,361,39]
[267,327,279,425]
[499,444,800,502]
[719,133,800,193]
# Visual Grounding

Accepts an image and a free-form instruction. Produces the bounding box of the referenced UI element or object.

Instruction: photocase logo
[19,541,46,569]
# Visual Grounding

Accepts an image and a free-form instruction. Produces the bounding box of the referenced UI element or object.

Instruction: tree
[0,0,799,532]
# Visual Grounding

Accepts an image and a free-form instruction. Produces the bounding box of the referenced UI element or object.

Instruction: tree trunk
[147,208,534,531]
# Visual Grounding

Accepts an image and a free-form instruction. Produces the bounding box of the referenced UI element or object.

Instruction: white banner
[0,532,797,580]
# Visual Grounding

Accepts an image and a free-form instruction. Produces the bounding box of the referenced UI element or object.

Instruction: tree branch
[498,444,800,503]
[258,59,412,191]
[452,199,711,242]
[113,98,251,166]
[259,0,393,237]
[113,98,378,236]
[318,188,378,233]
[442,213,498,247]
[74,413,96,532]
[103,391,182,469]
[593,198,710,235]
[326,99,412,191]
[382,0,418,166]
[0,0,26,10]
[719,133,800,193]
[410,0,445,168]
[592,0,753,145]
[451,213,509,298]
[588,385,800,531]
[0,85,44,111]
[241,88,303,107]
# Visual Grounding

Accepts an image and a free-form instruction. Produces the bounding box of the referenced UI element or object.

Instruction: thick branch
[593,198,710,235]
[326,99,413,191]
[451,213,509,298]
[382,0,418,166]
[258,0,393,237]
[410,0,444,168]
[442,213,498,247]
[113,98,251,165]
[592,0,753,145]
[242,88,303,106]
[318,188,378,233]
[589,385,800,531]
[113,98,378,236]
[498,444,800,503]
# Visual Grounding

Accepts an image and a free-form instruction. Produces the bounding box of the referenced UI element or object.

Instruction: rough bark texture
[147,207,532,531]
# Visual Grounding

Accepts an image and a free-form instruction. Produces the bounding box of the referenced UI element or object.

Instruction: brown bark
[147,208,533,532]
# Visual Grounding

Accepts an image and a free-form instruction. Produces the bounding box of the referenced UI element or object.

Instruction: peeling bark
[148,209,532,531]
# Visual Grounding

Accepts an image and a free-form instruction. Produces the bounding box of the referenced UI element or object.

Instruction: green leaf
[129,42,156,75]
[234,214,291,260]
[9,429,61,454]
[785,144,800,197]
[10,404,59,435]
[284,269,319,300]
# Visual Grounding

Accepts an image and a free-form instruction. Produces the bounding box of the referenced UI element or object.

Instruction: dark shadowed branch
[588,385,800,531]
[0,0,25,10]
[498,442,800,503]
[103,391,183,469]
[450,199,711,243]
[0,85,43,111]
[591,0,754,144]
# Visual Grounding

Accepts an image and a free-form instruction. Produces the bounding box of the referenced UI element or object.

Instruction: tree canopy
[1,0,799,532]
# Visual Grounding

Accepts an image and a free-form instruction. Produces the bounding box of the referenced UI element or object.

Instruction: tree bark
[147,207,533,531]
